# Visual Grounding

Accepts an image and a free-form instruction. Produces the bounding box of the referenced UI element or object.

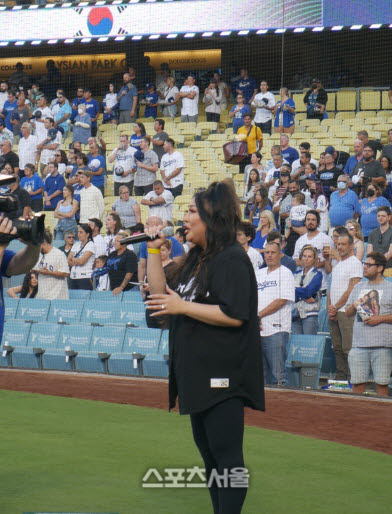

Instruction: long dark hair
[175,181,241,300]
[247,168,261,192]
[20,271,38,298]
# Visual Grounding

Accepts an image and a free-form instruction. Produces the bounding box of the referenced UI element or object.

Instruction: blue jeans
[291,316,319,335]
[260,332,290,385]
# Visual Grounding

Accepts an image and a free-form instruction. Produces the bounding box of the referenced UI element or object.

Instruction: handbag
[223,141,248,164]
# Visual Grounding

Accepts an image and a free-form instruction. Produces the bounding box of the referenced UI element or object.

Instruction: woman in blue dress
[274,87,296,134]
[229,93,251,134]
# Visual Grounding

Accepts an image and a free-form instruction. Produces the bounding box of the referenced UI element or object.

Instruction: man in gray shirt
[150,118,169,165]
[367,206,392,274]
[346,251,392,396]
[134,136,159,196]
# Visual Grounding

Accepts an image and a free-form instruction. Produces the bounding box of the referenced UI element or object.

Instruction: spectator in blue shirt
[44,162,65,211]
[54,93,72,137]
[329,174,360,228]
[87,140,106,195]
[81,88,100,137]
[70,87,85,122]
[130,122,146,149]
[117,73,138,124]
[229,93,251,134]
[1,92,17,131]
[280,134,299,165]
[360,183,391,240]
[235,68,257,104]
[20,163,44,212]
[143,84,159,119]
[274,88,296,134]
[344,139,364,176]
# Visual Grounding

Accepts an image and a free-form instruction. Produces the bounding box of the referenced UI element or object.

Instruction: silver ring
[161,304,164,310]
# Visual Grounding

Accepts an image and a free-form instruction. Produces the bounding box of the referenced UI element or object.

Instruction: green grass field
[1,389,391,514]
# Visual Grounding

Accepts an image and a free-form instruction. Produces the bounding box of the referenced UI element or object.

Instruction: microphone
[119,226,174,246]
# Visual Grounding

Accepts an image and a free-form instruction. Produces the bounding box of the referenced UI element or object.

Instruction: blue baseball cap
[325,146,335,156]
[306,173,317,181]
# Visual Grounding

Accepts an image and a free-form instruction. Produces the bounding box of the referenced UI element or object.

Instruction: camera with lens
[0,175,45,245]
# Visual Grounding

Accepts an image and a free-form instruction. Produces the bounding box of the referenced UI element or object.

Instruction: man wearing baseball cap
[178,74,199,122]
[325,145,350,171]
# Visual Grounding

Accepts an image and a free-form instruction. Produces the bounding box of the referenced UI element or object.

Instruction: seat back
[58,324,93,351]
[17,299,50,322]
[90,290,123,302]
[123,328,161,354]
[285,334,326,388]
[27,322,62,349]
[4,297,19,319]
[114,302,147,326]
[81,301,118,324]
[91,326,126,353]
[122,290,143,302]
[2,321,31,347]
[48,300,84,323]
[69,289,91,300]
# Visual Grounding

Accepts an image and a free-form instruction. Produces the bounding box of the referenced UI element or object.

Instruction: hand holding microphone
[119,226,174,248]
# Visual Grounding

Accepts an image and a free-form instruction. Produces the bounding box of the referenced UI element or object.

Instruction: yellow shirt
[237,125,262,155]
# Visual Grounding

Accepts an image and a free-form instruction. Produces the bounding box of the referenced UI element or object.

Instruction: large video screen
[0,0,390,43]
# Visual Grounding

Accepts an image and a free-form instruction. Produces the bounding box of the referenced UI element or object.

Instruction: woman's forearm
[147,252,166,295]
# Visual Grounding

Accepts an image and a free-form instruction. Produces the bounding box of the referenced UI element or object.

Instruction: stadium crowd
[0,63,391,394]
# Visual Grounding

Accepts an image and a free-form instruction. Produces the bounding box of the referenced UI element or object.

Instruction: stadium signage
[145,50,221,70]
[0,54,126,79]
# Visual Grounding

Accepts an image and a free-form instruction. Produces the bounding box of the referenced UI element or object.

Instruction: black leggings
[190,397,247,514]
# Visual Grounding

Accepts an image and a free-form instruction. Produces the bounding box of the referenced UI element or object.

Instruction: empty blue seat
[69,289,91,300]
[43,324,93,371]
[122,289,143,302]
[16,298,50,322]
[13,322,60,369]
[110,328,161,376]
[81,301,118,325]
[123,328,161,354]
[0,321,31,368]
[89,290,123,302]
[113,302,147,327]
[10,275,25,288]
[48,300,84,323]
[285,334,327,389]
[143,354,169,378]
[4,297,19,320]
[75,325,126,373]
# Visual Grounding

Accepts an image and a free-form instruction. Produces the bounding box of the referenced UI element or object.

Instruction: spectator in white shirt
[35,228,69,300]
[37,117,62,176]
[251,80,276,135]
[160,138,184,198]
[237,221,264,275]
[213,72,229,111]
[178,74,199,122]
[68,223,96,290]
[78,169,105,223]
[31,95,52,146]
[108,134,136,196]
[141,180,174,221]
[88,217,108,257]
[203,80,222,122]
[0,82,8,111]
[17,122,38,175]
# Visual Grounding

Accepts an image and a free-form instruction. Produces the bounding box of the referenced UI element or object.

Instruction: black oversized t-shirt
[107,248,137,291]
[169,243,265,415]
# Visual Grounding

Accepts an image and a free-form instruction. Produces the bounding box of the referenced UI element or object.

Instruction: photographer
[0,215,41,341]
[351,144,386,198]
[345,252,392,396]
[1,173,31,220]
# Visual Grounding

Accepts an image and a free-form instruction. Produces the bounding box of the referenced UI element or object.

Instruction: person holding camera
[345,252,392,396]
[303,79,327,121]
[351,144,386,197]
[108,134,137,196]
[251,80,276,135]
[0,214,42,341]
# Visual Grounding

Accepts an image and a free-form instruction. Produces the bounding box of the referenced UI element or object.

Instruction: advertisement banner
[144,50,221,71]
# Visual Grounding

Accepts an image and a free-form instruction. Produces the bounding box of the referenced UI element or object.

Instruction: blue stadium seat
[42,324,93,371]
[80,301,118,325]
[25,322,72,371]
[143,354,169,378]
[0,321,31,368]
[110,328,161,376]
[16,298,50,322]
[13,322,60,369]
[48,300,84,323]
[113,301,148,327]
[285,334,327,389]
[75,325,126,373]
[122,289,143,302]
[10,275,25,288]
[69,289,91,300]
[4,297,19,320]
[89,290,123,302]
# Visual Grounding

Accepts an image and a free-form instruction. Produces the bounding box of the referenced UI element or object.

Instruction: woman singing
[146,181,264,514]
